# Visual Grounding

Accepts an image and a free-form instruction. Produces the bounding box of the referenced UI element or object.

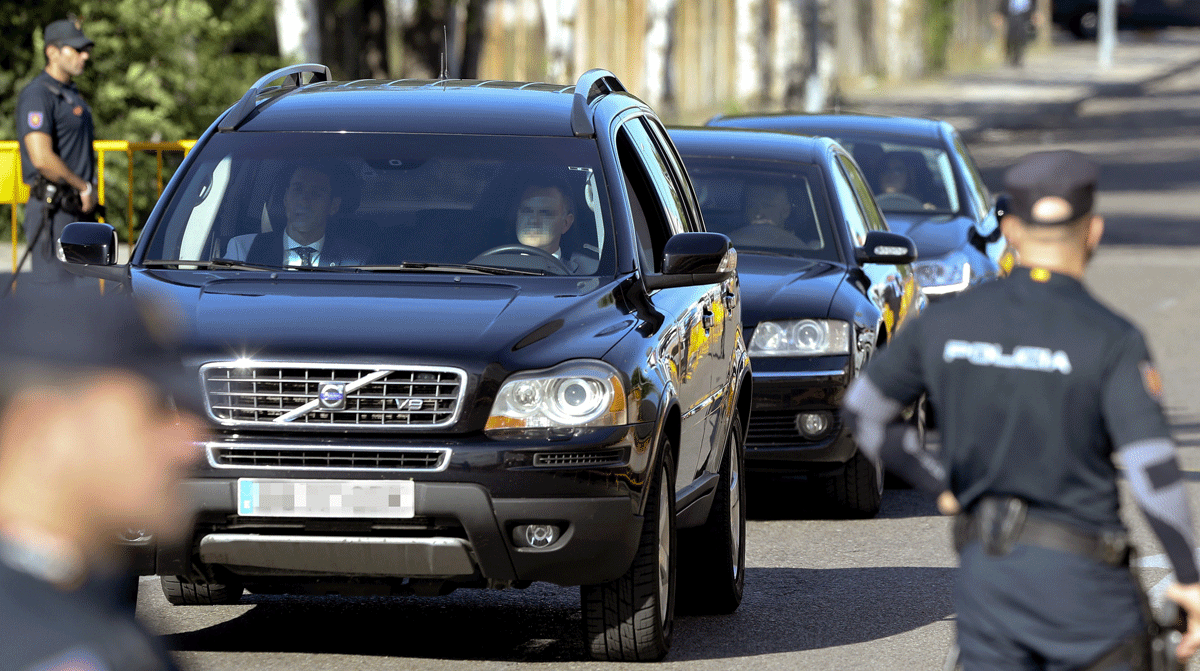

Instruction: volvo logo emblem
[318,383,347,410]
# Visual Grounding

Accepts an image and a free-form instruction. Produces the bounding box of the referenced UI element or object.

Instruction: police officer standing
[15,16,97,285]
[842,150,1200,669]
[994,0,1035,67]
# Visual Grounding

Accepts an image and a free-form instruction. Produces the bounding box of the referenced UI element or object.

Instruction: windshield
[141,133,614,276]
[827,135,961,216]
[682,157,839,262]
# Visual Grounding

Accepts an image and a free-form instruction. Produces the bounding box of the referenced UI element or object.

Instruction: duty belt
[953,496,1132,566]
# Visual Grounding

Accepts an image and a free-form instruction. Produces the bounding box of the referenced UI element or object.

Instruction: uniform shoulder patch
[1140,361,1164,402]
[26,111,44,130]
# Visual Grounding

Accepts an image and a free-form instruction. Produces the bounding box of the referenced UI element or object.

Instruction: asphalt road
[136,52,1200,671]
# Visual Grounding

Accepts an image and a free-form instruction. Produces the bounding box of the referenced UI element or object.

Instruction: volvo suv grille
[201,363,466,430]
[208,444,451,471]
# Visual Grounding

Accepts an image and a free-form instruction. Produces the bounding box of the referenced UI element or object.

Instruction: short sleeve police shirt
[864,268,1172,530]
[16,71,95,185]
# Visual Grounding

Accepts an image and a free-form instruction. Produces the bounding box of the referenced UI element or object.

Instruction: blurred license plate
[237,479,415,518]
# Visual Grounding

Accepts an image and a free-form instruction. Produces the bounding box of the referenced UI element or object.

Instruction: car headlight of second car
[485,360,627,435]
[913,251,972,295]
[749,319,850,357]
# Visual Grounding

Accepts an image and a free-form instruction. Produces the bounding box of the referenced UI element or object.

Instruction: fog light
[513,523,561,549]
[796,411,832,439]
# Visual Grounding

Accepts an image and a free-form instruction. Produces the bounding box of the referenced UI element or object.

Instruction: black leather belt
[954,497,1132,567]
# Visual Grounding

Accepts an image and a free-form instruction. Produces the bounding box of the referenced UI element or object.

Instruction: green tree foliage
[1,0,279,239]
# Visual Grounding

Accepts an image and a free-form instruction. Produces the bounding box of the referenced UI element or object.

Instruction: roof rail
[218,63,333,132]
[571,69,626,137]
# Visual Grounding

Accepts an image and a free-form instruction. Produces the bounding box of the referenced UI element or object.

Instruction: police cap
[44,17,94,51]
[0,287,202,414]
[1003,150,1099,226]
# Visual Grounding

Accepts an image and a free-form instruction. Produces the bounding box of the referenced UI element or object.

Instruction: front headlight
[748,319,850,357]
[913,251,972,295]
[485,360,627,435]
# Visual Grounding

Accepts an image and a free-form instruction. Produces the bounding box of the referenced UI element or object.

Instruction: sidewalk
[842,29,1200,140]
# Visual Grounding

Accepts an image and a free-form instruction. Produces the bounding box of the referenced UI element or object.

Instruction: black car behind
[670,127,921,518]
[707,113,1010,302]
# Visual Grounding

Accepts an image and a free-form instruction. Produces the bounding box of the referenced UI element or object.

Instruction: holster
[953,495,1028,556]
[29,176,102,219]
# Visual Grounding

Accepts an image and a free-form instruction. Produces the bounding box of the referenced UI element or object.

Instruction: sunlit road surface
[138,50,1200,671]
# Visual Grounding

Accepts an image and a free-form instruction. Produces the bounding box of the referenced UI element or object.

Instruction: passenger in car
[728,181,819,250]
[513,177,598,274]
[223,164,373,267]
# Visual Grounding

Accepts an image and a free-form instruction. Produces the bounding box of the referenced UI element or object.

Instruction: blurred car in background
[707,113,1010,302]
[1054,0,1200,39]
[670,126,922,518]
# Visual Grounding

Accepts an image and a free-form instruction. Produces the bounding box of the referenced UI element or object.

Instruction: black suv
[59,64,750,661]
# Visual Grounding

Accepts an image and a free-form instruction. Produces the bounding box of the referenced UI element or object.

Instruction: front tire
[160,575,244,605]
[821,447,883,518]
[582,445,677,661]
[678,414,746,615]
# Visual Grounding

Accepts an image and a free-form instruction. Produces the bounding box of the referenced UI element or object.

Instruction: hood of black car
[882,212,972,260]
[734,254,845,325]
[130,270,633,367]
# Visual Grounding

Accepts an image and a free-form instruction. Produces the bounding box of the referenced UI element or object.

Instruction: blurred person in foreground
[842,150,1200,669]
[0,286,204,671]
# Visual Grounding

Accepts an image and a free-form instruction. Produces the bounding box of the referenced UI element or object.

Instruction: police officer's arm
[1104,331,1199,586]
[23,132,89,195]
[16,86,94,212]
[842,317,946,495]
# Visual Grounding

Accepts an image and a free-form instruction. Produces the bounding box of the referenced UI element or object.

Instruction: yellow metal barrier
[2,139,196,273]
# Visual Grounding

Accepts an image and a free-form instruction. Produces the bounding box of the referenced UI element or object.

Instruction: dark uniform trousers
[21,196,94,287]
[956,542,1147,671]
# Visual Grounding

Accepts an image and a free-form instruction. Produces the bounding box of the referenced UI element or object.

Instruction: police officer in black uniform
[0,287,205,670]
[842,150,1200,669]
[15,16,97,285]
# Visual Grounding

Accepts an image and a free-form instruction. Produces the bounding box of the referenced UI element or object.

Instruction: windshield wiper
[141,259,280,271]
[354,262,546,276]
[141,259,357,272]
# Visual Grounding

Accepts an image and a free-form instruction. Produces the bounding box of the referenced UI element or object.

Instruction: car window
[621,118,689,236]
[617,123,677,273]
[829,159,869,248]
[837,154,888,233]
[682,156,839,263]
[832,135,961,215]
[641,117,704,233]
[953,133,991,220]
[141,133,614,277]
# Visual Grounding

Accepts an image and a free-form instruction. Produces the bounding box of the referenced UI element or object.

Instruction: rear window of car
[141,133,614,276]
[680,157,839,263]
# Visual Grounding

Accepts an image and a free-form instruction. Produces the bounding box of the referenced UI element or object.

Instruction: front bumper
[133,426,652,587]
[742,360,858,473]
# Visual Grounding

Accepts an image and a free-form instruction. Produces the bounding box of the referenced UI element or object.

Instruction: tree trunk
[734,0,764,102]
[274,0,321,63]
[642,0,676,110]
[542,0,579,84]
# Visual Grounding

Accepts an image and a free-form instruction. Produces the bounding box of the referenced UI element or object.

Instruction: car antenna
[441,25,449,83]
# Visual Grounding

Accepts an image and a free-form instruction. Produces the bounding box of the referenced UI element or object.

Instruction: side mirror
[644,232,736,290]
[58,222,119,266]
[855,230,917,265]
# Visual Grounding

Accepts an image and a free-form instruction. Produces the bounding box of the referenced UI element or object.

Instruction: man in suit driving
[224,164,371,267]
